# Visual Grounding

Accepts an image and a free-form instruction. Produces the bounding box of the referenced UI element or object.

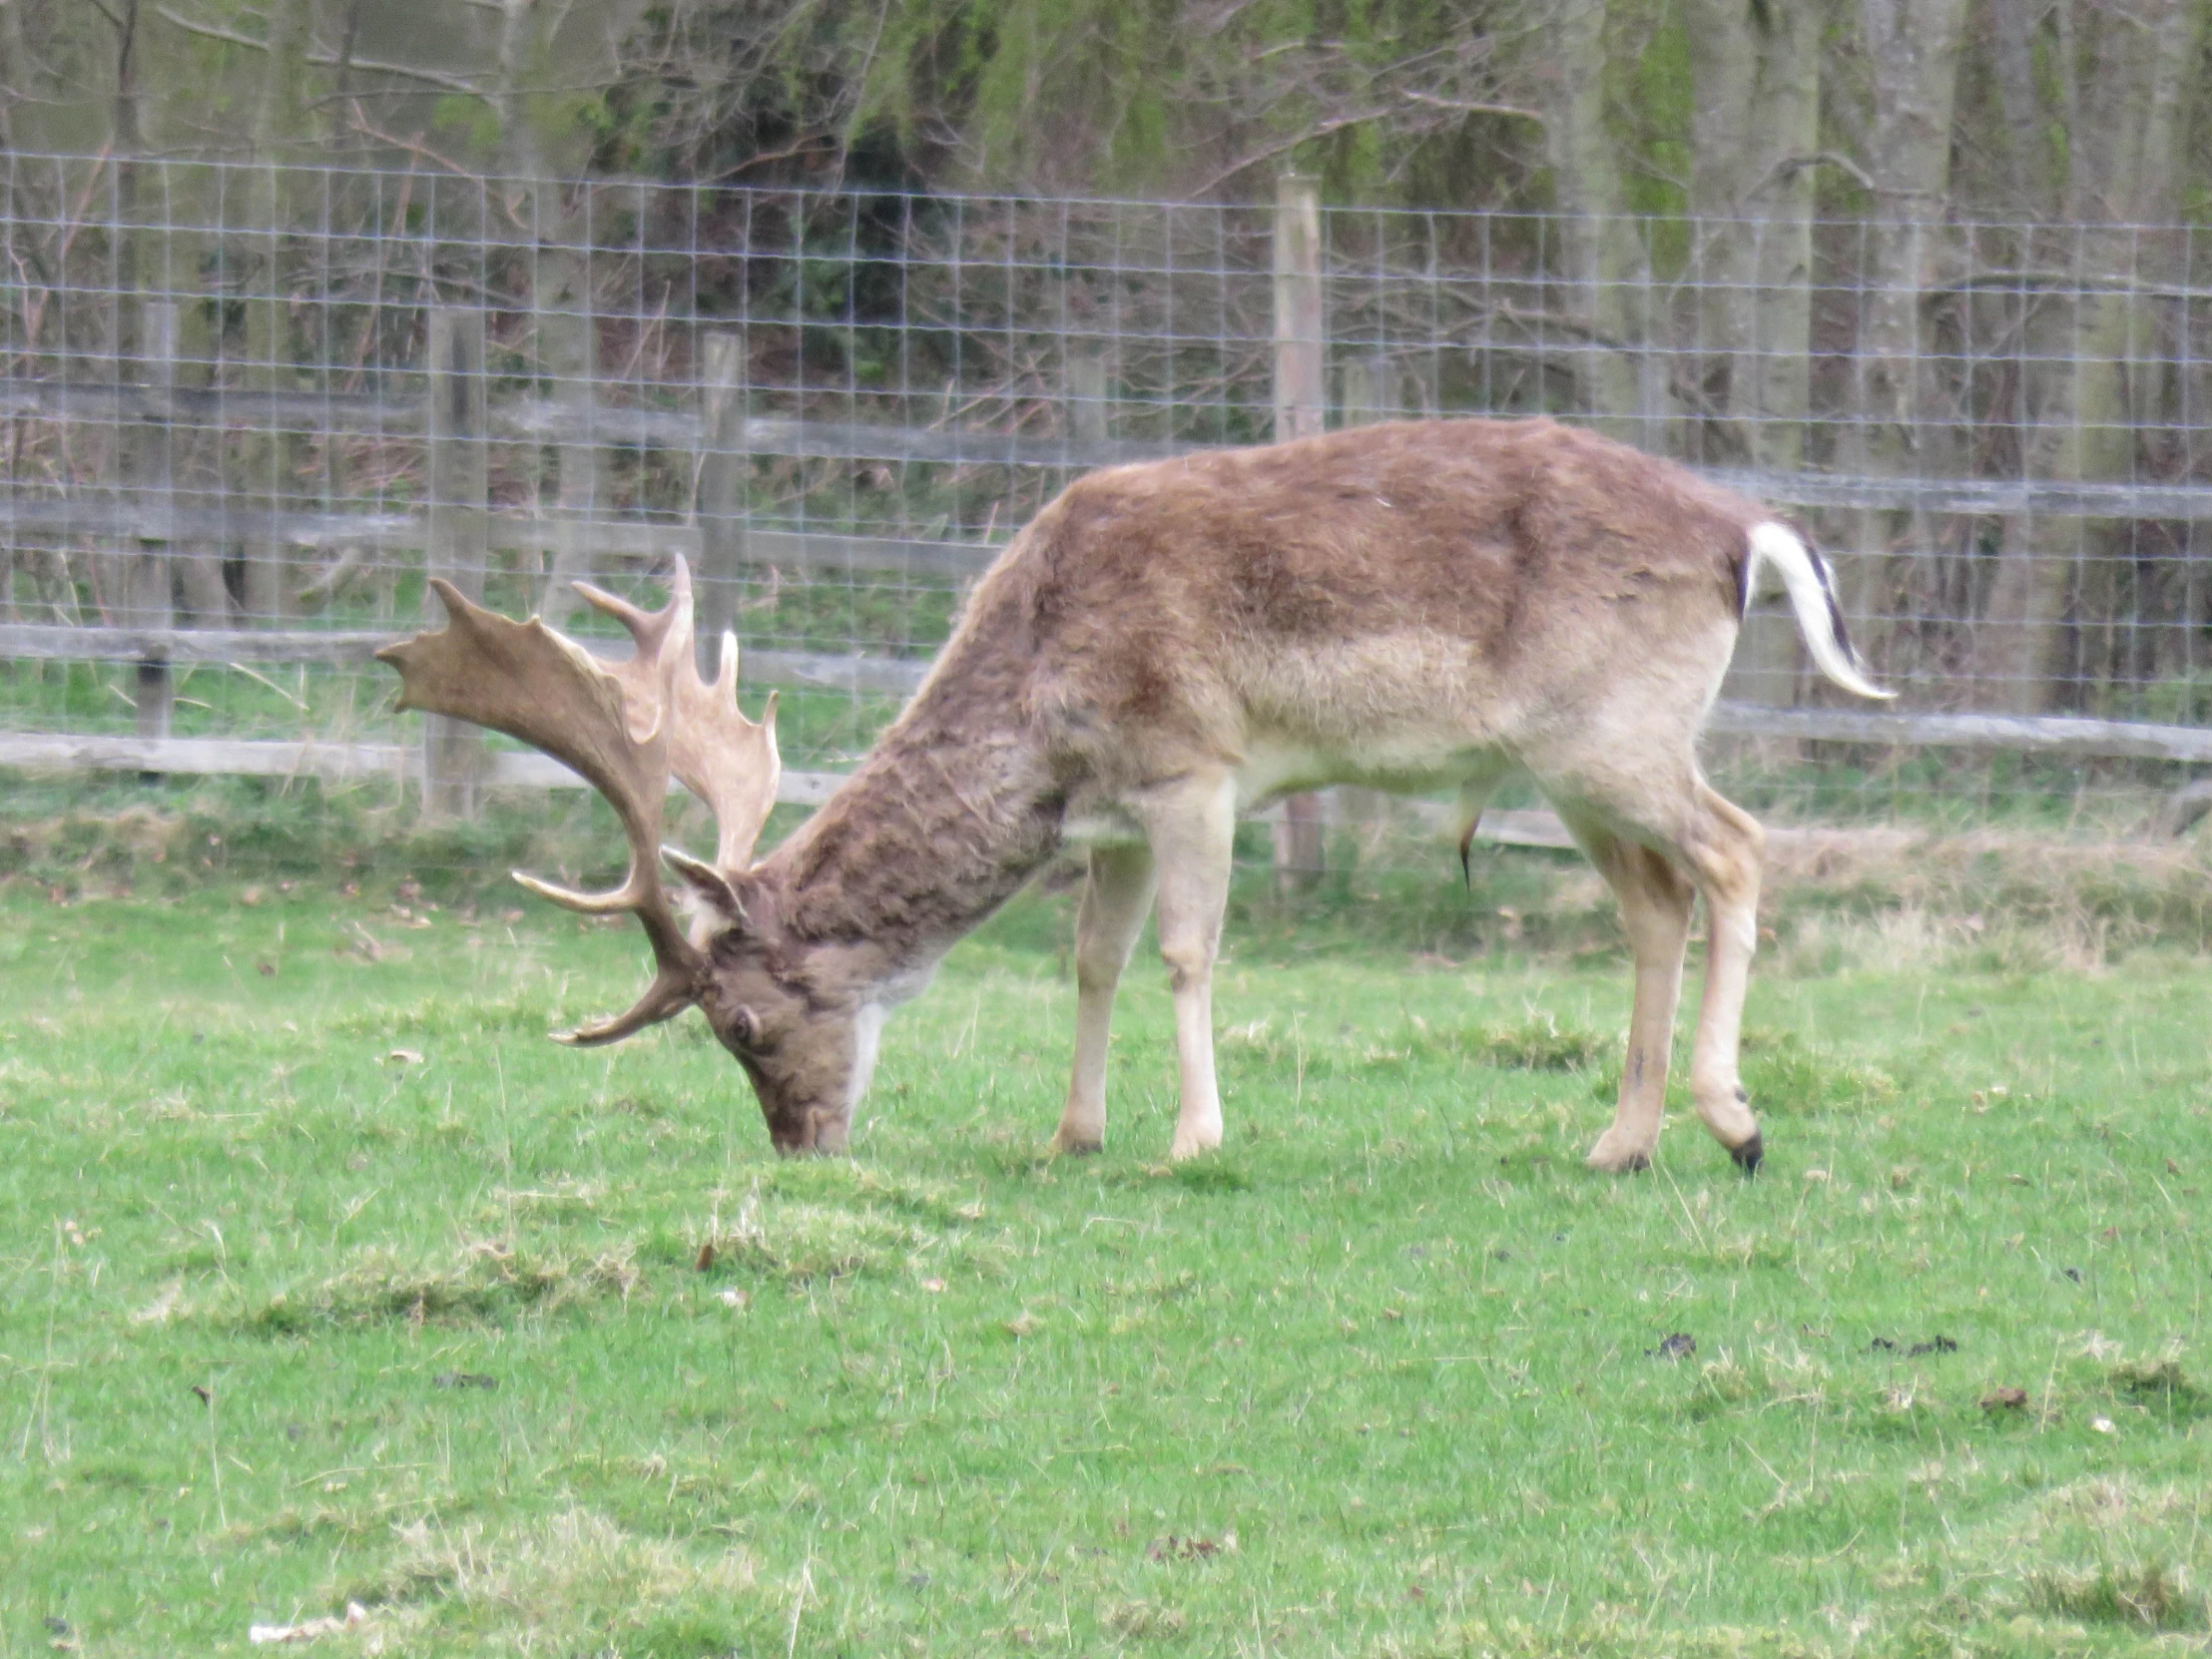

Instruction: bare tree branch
[1397,90,1546,125]
[153,4,489,98]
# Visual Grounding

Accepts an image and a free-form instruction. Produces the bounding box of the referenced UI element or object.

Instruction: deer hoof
[1585,1133,1654,1174]
[1730,1132,1765,1176]
[1169,1125,1223,1161]
[1051,1131,1103,1157]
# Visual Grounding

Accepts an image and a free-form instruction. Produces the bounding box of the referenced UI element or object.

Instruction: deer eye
[728,1005,766,1051]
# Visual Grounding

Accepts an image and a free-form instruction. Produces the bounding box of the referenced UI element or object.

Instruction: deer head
[376,563,849,1142]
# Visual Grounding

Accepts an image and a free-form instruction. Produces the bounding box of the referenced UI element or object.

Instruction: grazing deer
[381,418,1890,1172]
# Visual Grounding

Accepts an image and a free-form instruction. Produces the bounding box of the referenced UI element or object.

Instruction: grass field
[2,852,2209,1657]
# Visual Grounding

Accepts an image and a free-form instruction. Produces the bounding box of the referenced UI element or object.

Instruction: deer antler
[572,559,781,871]
[374,559,778,1045]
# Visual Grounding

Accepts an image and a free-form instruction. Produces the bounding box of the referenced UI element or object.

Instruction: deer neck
[765,671,1064,986]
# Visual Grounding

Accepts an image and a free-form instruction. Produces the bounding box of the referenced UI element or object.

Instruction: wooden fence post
[243,164,299,628]
[422,305,489,818]
[1272,173,1328,890]
[696,329,749,673]
[535,231,609,627]
[126,298,177,745]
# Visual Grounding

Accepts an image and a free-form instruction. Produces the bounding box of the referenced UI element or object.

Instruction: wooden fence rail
[13,376,2212,522]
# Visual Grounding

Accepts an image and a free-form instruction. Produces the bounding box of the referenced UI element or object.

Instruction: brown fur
[683,418,1825,1163]
[399,416,1886,1167]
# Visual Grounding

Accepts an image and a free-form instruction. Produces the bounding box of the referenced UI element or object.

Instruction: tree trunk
[1968,0,2205,713]
[499,0,613,625]
[1843,0,1970,685]
[1687,0,1821,710]
[241,0,312,626]
[1542,0,1645,440]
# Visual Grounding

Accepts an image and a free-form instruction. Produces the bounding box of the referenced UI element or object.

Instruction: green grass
[2,868,2209,1656]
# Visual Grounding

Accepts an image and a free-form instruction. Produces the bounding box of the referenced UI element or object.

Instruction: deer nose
[769,1104,849,1155]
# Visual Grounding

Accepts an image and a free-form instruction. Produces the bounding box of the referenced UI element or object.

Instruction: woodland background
[3,0,2211,726]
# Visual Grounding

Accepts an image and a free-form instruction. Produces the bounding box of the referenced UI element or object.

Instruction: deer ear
[728,1005,764,1049]
[660,844,751,926]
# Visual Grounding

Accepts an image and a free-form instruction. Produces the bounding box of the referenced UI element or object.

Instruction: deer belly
[1233,733,1494,808]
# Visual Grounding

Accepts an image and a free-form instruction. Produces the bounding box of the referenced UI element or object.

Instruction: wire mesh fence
[2,151,2209,851]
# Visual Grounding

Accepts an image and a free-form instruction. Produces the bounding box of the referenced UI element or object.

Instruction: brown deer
[381,418,1890,1173]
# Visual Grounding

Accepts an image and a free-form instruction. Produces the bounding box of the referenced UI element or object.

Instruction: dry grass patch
[233,1240,641,1333]
[2110,1353,2210,1421]
[348,1507,767,1654]
[1943,1476,2212,1636]
[694,1162,1000,1285]
[1764,827,2212,965]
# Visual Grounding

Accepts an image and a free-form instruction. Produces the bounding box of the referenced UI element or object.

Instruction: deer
[380,416,1892,1174]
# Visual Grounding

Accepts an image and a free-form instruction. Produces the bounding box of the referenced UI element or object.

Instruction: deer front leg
[1562,815,1694,1174]
[1141,772,1237,1161]
[1683,786,1768,1172]
[1052,842,1159,1155]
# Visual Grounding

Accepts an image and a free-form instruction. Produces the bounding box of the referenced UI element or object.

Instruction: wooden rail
[0,732,846,804]
[6,615,2206,767]
[10,378,2212,522]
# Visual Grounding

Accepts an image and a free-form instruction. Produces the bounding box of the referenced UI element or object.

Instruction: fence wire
[1,153,2208,842]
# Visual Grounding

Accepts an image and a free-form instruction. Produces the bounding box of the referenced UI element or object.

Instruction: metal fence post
[126,298,178,745]
[1273,173,1328,890]
[423,305,489,818]
[696,329,749,672]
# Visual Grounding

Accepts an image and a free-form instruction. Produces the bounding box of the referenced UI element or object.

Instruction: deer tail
[1744,521,1895,702]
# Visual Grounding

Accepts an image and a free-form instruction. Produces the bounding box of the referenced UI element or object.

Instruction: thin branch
[1744,148,1876,196]
[1189,109,1392,197]
[1397,90,1546,125]
[343,100,481,182]
[151,5,261,53]
[154,4,488,98]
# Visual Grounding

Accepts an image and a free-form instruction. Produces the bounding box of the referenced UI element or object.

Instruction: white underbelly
[1062,736,1505,846]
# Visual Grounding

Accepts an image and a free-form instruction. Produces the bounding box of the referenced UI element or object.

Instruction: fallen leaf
[1979,1386,2029,1410]
[1647,1333,1696,1361]
[695,1242,717,1273]
[431,1372,497,1390]
[920,1278,946,1293]
[718,1288,750,1310]
[2089,1414,2117,1434]
[384,1049,424,1066]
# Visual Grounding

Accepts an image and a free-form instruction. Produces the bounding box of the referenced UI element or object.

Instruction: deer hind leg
[1052,841,1160,1155]
[1139,771,1237,1161]
[1557,811,1695,1173]
[1679,783,1767,1171]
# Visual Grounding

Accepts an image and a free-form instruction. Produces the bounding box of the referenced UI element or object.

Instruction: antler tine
[676,625,782,870]
[375,580,708,1046]
[580,557,781,873]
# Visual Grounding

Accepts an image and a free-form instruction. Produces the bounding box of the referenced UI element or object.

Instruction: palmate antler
[375,558,779,1045]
